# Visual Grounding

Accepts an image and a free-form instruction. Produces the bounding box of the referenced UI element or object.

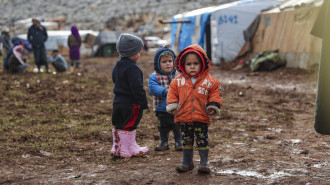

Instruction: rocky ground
[0,54,329,184]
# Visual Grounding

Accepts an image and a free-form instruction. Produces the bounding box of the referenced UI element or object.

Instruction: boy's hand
[206,105,220,118]
[166,103,178,115]
[207,109,216,115]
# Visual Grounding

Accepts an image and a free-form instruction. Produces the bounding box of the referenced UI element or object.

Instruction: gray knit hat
[116,33,144,57]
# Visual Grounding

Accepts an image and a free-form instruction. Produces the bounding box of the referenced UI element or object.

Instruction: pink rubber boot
[111,129,121,157]
[129,130,149,156]
[117,130,133,158]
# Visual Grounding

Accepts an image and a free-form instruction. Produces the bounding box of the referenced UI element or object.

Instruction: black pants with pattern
[180,122,209,150]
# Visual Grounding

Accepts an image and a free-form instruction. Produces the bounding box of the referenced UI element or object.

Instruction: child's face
[159,54,174,74]
[184,53,201,76]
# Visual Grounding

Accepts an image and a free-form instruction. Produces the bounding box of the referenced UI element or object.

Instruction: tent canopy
[17,30,99,51]
[171,0,283,64]
[248,0,323,69]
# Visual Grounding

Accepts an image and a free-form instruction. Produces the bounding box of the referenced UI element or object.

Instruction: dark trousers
[156,111,177,133]
[180,122,209,150]
[112,103,143,131]
[156,111,181,143]
[33,46,48,71]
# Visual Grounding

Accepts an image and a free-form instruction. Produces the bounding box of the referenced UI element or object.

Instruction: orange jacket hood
[175,44,211,78]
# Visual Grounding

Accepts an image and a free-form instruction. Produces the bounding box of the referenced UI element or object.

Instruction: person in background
[3,39,23,72]
[8,43,28,73]
[111,33,149,158]
[166,44,222,174]
[48,49,67,72]
[142,34,149,53]
[148,46,182,151]
[68,26,81,74]
[27,18,49,73]
[1,27,11,65]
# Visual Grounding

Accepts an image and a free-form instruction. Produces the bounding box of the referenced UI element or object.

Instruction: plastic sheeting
[171,0,282,64]
[250,0,323,69]
[211,0,282,64]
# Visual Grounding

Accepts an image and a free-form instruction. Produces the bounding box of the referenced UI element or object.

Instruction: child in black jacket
[111,33,149,158]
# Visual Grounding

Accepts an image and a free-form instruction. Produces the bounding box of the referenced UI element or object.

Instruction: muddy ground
[0,54,329,185]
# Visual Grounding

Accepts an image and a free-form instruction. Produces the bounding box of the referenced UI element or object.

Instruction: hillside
[0,0,235,34]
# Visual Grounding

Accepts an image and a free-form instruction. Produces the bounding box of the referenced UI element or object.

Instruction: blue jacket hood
[153,46,176,75]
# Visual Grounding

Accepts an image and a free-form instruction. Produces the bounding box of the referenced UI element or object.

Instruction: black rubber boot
[198,150,211,174]
[173,124,183,151]
[155,131,169,151]
[176,149,194,172]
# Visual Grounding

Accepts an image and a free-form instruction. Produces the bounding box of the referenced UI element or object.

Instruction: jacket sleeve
[59,55,67,64]
[127,65,148,109]
[13,46,25,65]
[208,78,222,108]
[48,56,55,63]
[49,55,61,63]
[167,78,179,105]
[1,36,11,50]
[27,28,32,43]
[43,27,48,42]
[148,73,167,98]
[68,36,71,47]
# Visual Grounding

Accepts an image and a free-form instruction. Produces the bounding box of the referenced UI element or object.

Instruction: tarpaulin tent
[171,0,282,64]
[91,30,122,57]
[243,0,323,69]
[16,30,99,55]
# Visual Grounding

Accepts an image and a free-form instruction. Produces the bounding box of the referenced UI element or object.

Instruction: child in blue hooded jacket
[148,46,183,151]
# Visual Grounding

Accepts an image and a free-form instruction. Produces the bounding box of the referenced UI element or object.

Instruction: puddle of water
[313,162,329,168]
[290,148,306,154]
[218,75,316,94]
[233,142,247,146]
[268,171,293,179]
[87,174,97,177]
[267,128,284,133]
[215,168,296,179]
[289,139,303,144]
[98,165,107,171]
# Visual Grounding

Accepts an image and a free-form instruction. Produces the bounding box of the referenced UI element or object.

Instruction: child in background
[148,46,182,151]
[48,49,67,72]
[111,33,149,158]
[68,26,81,74]
[166,44,222,174]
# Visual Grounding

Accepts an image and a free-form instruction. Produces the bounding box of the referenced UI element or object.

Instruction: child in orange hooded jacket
[166,44,222,174]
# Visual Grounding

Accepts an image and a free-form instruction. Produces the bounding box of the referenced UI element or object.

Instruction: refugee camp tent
[91,31,145,57]
[171,0,283,64]
[243,0,323,69]
[16,30,99,55]
[91,30,122,57]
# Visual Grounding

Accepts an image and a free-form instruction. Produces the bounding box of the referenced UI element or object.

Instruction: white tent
[17,30,99,51]
[171,0,283,64]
